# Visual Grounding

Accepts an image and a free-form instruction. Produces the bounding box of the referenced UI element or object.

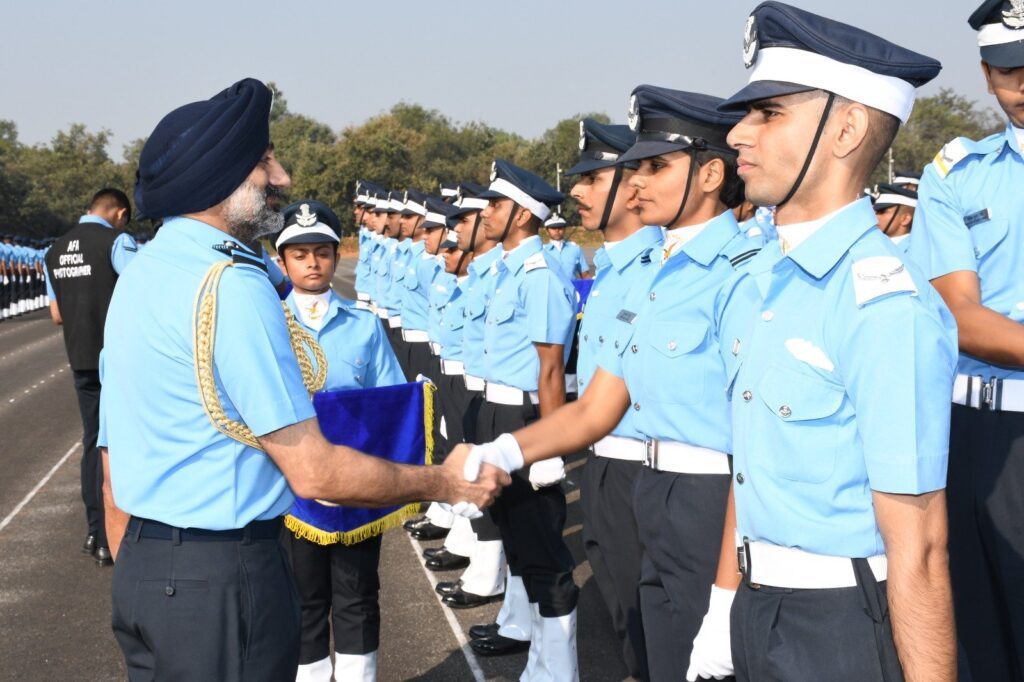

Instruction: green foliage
[0,85,1006,240]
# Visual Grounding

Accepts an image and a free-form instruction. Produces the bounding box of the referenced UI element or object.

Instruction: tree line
[0,84,1004,239]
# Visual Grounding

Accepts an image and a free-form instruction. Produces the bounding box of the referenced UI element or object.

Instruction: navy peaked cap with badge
[618,86,741,164]
[872,183,918,210]
[544,213,567,229]
[969,0,1024,67]
[478,159,564,221]
[449,181,489,218]
[892,169,921,185]
[422,197,459,229]
[401,189,430,216]
[439,182,460,201]
[276,199,341,250]
[719,2,941,123]
[135,77,273,219]
[565,119,638,176]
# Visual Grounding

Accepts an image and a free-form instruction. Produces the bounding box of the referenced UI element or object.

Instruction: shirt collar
[468,246,502,275]
[160,216,255,256]
[409,240,426,256]
[286,289,348,330]
[79,214,112,229]
[607,226,662,273]
[785,198,877,279]
[501,235,542,274]
[677,210,741,267]
[776,204,847,255]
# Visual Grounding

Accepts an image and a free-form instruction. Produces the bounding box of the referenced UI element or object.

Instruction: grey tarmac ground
[0,255,630,681]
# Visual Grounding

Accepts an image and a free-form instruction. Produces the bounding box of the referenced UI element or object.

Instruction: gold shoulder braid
[193,260,327,451]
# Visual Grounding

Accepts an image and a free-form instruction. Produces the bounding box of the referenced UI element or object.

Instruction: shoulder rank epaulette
[524,252,548,272]
[851,256,917,306]
[231,250,268,273]
[931,134,1001,179]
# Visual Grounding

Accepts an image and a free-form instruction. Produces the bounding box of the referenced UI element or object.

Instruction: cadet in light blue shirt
[871,183,915,255]
[275,199,404,681]
[542,213,591,279]
[702,7,955,680]
[908,3,1024,677]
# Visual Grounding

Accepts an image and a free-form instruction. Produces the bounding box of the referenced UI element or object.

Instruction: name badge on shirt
[616,309,637,324]
[963,208,991,228]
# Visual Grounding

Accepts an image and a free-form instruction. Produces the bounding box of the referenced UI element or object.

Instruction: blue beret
[276,199,341,250]
[619,86,741,164]
[719,2,940,123]
[564,120,637,176]
[970,1,1024,67]
[478,159,564,221]
[135,77,272,219]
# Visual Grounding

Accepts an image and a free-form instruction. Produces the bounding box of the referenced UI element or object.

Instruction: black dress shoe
[422,546,445,560]
[94,546,113,566]
[435,579,462,597]
[442,586,503,609]
[82,534,97,555]
[403,516,429,532]
[410,523,449,541]
[468,623,500,640]
[470,634,530,656]
[425,549,470,571]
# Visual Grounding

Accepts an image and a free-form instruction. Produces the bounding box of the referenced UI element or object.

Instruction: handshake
[438,434,566,518]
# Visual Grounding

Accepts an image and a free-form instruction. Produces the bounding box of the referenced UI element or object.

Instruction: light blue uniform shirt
[372,237,397,309]
[382,239,411,314]
[544,240,590,279]
[45,215,139,299]
[599,211,759,453]
[577,226,663,442]
[286,290,404,390]
[438,278,469,361]
[483,236,576,391]
[910,123,1024,381]
[98,217,316,530]
[358,227,378,292]
[461,248,502,379]
[428,267,456,345]
[721,198,958,557]
[399,240,433,331]
[890,234,911,255]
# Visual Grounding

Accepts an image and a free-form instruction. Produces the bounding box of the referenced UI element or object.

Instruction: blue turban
[134,77,272,218]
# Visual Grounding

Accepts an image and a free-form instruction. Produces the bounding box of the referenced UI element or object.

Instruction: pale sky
[0,0,995,158]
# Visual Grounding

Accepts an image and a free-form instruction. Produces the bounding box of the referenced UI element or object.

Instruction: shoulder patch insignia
[524,252,548,272]
[851,256,916,306]
[932,137,971,179]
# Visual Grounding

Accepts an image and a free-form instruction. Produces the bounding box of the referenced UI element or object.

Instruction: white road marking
[406,532,486,682]
[0,442,80,535]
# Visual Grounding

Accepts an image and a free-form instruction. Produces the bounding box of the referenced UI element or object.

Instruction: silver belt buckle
[644,439,659,469]
[984,376,1001,410]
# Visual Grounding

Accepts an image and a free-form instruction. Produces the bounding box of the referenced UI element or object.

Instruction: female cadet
[457,86,761,681]
[275,199,405,682]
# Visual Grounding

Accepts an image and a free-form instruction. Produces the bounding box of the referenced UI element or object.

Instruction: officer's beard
[223,181,287,245]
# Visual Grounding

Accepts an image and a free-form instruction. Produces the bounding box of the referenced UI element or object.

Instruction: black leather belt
[127,516,282,542]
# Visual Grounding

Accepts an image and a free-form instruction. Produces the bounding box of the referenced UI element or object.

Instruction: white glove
[462,433,525,481]
[686,586,736,681]
[450,501,481,519]
[2,277,8,285]
[528,457,565,490]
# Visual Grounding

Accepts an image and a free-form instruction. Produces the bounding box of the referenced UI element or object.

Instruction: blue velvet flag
[284,381,435,545]
[573,278,594,313]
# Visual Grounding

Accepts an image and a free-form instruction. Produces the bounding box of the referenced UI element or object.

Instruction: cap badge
[743,15,759,68]
[403,190,409,203]
[627,95,640,132]
[1004,0,1024,28]
[578,121,587,151]
[296,204,318,227]
[489,161,498,182]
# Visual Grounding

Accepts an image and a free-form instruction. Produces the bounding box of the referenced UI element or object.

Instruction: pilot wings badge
[296,203,318,227]
[1004,0,1024,29]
